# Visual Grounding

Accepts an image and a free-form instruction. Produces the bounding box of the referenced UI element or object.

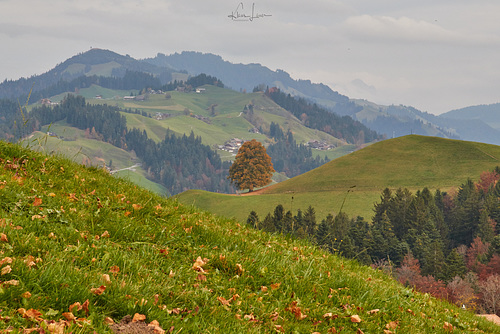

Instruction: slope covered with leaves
[0,141,498,333]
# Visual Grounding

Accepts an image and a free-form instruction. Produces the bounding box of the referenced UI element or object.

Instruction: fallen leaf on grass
[90,285,106,295]
[443,322,453,332]
[18,308,43,321]
[367,309,379,315]
[1,265,11,275]
[323,313,339,320]
[0,233,8,242]
[286,301,307,320]
[62,312,76,322]
[192,256,209,273]
[21,291,31,298]
[350,315,362,323]
[32,197,42,207]
[385,321,398,330]
[3,280,19,286]
[270,283,281,290]
[102,274,111,283]
[0,257,12,266]
[109,265,120,274]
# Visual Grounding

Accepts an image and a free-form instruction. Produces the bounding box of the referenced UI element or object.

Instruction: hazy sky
[1,0,499,114]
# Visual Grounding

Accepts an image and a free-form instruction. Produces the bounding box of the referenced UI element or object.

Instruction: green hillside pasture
[176,189,381,223]
[114,168,168,196]
[177,136,500,223]
[0,140,498,333]
[49,86,139,103]
[265,135,500,194]
[123,113,174,143]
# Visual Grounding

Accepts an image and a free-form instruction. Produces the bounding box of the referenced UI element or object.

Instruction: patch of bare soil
[109,315,166,334]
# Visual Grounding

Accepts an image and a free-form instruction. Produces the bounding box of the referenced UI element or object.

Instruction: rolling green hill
[0,140,498,333]
[176,135,500,222]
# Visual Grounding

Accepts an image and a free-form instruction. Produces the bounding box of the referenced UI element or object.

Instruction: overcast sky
[1,0,499,114]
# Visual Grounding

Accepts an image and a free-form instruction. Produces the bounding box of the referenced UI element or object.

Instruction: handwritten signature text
[228,2,272,21]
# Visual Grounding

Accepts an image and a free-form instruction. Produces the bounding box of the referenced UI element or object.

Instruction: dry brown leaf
[350,315,362,323]
[62,312,76,322]
[236,263,244,275]
[367,309,379,315]
[0,233,8,242]
[1,265,12,275]
[103,316,115,325]
[385,321,399,330]
[217,296,231,306]
[443,322,453,332]
[90,285,106,295]
[4,279,19,286]
[196,274,207,281]
[101,231,110,238]
[270,282,281,290]
[0,257,12,266]
[21,291,31,299]
[261,286,268,292]
[357,329,365,334]
[102,274,111,283]
[192,256,208,273]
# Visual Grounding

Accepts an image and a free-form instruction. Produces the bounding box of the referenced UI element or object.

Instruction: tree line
[265,88,383,144]
[246,170,500,314]
[266,122,329,178]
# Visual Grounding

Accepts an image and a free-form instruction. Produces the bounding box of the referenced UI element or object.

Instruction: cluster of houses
[40,98,59,106]
[154,112,172,120]
[306,140,335,150]
[218,138,244,154]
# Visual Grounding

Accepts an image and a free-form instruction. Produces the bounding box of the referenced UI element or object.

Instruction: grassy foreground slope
[177,135,500,221]
[0,141,498,333]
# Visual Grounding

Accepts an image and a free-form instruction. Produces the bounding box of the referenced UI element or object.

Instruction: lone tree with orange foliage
[228,139,275,192]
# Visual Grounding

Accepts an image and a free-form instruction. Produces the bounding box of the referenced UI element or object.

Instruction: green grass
[0,140,498,333]
[177,135,500,222]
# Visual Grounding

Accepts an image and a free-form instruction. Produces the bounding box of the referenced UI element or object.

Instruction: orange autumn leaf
[196,274,207,281]
[270,282,281,290]
[217,296,231,306]
[33,197,42,207]
[132,203,142,210]
[132,313,146,322]
[109,265,120,274]
[159,249,169,255]
[101,231,110,238]
[104,317,115,325]
[21,291,32,299]
[0,257,12,266]
[443,322,454,332]
[0,233,8,242]
[62,312,76,322]
[367,309,379,315]
[124,211,132,217]
[286,301,307,320]
[22,308,43,321]
[91,285,106,295]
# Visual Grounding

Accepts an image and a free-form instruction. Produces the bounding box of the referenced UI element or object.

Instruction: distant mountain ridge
[1,48,500,145]
[0,48,173,100]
